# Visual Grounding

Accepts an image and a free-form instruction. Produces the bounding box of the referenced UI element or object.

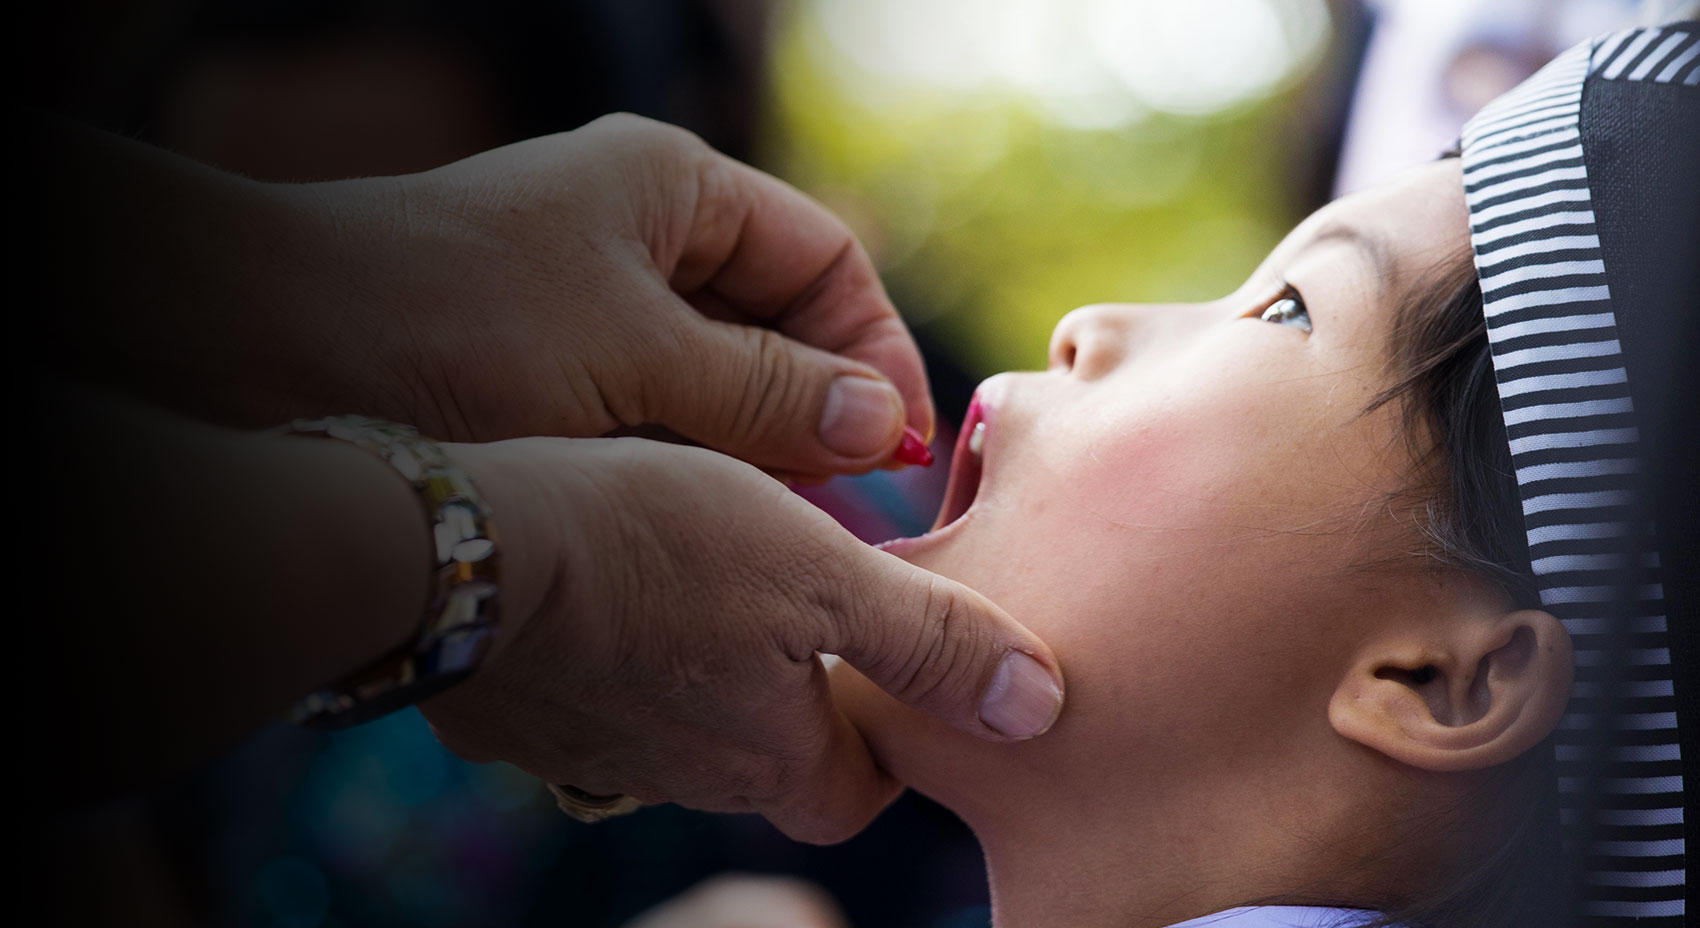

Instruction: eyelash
[1259,282,1312,333]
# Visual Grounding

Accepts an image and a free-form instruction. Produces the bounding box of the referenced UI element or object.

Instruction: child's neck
[974,813,1260,928]
[962,773,1389,928]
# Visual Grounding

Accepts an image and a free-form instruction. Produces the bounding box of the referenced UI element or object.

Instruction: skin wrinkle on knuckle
[663,148,730,285]
[552,355,619,435]
[890,575,973,706]
[638,318,713,425]
[686,156,758,294]
[732,326,795,448]
[628,120,706,255]
[568,354,635,437]
[780,237,860,324]
[828,309,906,367]
[597,343,651,431]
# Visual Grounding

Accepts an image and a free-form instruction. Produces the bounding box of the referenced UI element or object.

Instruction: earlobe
[1329,609,1573,772]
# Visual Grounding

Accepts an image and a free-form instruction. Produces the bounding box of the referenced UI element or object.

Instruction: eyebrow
[1299,221,1395,299]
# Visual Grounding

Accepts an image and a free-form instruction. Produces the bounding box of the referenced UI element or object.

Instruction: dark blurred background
[25,0,1650,925]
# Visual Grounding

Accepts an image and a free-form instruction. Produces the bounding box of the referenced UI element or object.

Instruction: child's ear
[1328,608,1573,772]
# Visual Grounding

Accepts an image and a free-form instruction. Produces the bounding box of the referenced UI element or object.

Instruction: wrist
[279,433,436,673]
[205,425,433,721]
[261,177,411,407]
[441,438,582,667]
[271,172,511,440]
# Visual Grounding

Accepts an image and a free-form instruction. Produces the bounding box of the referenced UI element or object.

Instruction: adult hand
[424,437,1066,843]
[268,113,932,479]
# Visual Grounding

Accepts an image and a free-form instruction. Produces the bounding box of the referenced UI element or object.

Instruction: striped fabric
[1461,24,1694,926]
[1591,23,1700,86]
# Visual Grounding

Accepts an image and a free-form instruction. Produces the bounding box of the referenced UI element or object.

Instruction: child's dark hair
[1354,232,1570,927]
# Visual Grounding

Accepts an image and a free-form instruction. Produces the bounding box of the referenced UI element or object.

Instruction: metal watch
[282,416,500,729]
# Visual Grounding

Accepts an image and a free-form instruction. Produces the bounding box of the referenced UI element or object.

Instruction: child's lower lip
[873,507,975,558]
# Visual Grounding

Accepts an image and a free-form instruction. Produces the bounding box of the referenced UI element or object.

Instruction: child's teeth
[968,421,986,456]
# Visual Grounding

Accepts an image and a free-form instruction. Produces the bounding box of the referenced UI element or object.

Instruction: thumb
[819,543,1066,742]
[648,312,913,476]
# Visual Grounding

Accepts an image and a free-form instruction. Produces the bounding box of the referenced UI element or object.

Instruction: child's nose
[1048,303,1132,380]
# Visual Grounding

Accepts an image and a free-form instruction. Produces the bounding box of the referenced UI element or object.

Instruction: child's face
[835,159,1485,824]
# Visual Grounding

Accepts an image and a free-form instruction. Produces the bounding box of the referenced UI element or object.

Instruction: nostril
[1045,334,1074,373]
[1050,305,1124,376]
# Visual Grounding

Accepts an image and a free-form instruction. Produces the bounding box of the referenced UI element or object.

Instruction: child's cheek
[1029,389,1289,535]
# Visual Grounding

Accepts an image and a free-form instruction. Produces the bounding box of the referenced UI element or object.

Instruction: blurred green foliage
[762,3,1330,377]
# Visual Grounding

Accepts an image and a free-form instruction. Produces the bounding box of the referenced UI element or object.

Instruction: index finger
[657,149,936,442]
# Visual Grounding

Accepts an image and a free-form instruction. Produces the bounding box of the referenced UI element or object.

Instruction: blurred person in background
[1331,0,1691,193]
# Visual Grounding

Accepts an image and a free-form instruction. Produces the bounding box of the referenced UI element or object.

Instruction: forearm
[30,115,398,427]
[42,383,430,790]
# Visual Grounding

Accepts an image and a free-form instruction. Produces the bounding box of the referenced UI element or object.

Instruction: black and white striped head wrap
[1460,21,1699,927]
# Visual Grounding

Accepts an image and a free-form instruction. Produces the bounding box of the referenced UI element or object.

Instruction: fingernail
[979,651,1064,739]
[894,425,934,467]
[819,376,903,458]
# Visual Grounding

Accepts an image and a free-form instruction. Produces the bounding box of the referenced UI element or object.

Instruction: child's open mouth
[932,394,987,532]
[877,392,989,557]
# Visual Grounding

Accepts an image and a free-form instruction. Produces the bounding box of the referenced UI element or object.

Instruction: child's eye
[1260,290,1311,333]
